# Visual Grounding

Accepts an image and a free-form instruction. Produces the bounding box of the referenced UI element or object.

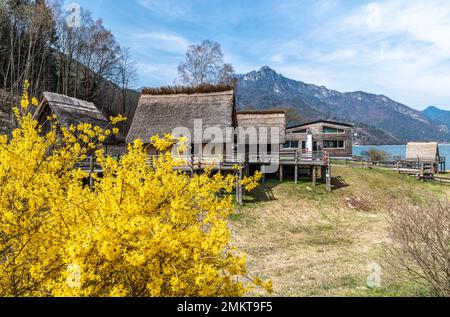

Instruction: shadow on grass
[243,181,279,204]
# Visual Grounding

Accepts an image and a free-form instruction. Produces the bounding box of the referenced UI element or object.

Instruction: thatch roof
[237,111,286,144]
[35,92,110,129]
[142,84,234,96]
[126,90,236,144]
[406,142,440,162]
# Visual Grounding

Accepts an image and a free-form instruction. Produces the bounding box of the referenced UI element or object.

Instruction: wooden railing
[77,150,330,174]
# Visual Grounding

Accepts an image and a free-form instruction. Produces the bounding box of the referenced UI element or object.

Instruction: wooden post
[295,151,298,184]
[236,167,243,205]
[89,156,94,191]
[312,166,317,186]
[420,163,425,181]
[279,165,284,182]
[190,153,194,176]
[326,165,332,191]
[321,166,326,183]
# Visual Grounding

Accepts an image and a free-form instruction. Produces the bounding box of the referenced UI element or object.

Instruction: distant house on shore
[285,120,354,158]
[406,142,440,162]
[126,85,236,156]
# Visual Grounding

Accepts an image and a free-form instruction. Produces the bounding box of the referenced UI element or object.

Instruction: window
[284,141,299,149]
[323,126,344,134]
[323,140,345,149]
[291,128,307,134]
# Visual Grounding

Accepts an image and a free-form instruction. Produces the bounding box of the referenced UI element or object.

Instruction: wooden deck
[76,150,333,204]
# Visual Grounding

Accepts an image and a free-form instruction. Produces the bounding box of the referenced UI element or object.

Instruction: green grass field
[231,165,449,297]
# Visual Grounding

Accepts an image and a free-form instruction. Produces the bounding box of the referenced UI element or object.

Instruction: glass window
[292,129,307,134]
[323,126,344,134]
[283,141,300,149]
[323,140,345,149]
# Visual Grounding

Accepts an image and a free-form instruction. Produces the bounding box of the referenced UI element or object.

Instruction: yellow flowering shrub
[0,84,269,297]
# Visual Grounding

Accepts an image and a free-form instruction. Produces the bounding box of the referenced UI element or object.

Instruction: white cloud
[279,0,450,109]
[136,62,179,87]
[343,0,450,55]
[316,49,358,62]
[131,31,191,54]
[313,0,341,17]
[138,0,187,17]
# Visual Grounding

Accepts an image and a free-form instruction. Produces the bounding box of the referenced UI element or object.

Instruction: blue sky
[73,0,450,110]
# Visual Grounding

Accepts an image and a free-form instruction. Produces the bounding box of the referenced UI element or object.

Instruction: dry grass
[231,166,450,297]
[141,84,234,95]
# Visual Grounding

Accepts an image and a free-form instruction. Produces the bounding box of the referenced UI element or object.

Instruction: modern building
[285,120,354,158]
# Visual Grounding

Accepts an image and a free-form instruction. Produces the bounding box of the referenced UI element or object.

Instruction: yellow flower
[0,80,266,297]
[21,98,29,109]
[31,97,39,106]
[110,115,127,125]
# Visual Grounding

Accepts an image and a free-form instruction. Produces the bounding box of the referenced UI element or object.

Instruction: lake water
[353,144,450,171]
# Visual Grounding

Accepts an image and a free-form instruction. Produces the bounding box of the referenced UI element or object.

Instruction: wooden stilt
[295,165,298,184]
[279,165,284,182]
[321,166,326,183]
[89,156,94,191]
[190,153,194,176]
[238,167,243,205]
[326,165,332,191]
[312,166,317,186]
[262,166,266,183]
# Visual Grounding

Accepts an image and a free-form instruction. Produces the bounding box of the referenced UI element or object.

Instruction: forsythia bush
[0,83,268,297]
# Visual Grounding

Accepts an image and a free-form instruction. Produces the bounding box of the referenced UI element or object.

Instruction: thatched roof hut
[236,110,286,144]
[126,89,236,144]
[406,142,440,162]
[34,92,110,129]
[33,92,123,145]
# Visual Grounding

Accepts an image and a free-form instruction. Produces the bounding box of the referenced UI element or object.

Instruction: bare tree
[178,40,236,86]
[218,63,236,86]
[386,198,450,296]
[116,47,137,115]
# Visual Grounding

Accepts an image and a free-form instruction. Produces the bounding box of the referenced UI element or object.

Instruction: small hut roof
[236,111,286,144]
[126,90,236,144]
[35,92,110,129]
[405,142,440,162]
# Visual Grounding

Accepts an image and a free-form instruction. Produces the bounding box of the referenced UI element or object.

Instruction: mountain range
[422,106,450,129]
[236,66,450,145]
